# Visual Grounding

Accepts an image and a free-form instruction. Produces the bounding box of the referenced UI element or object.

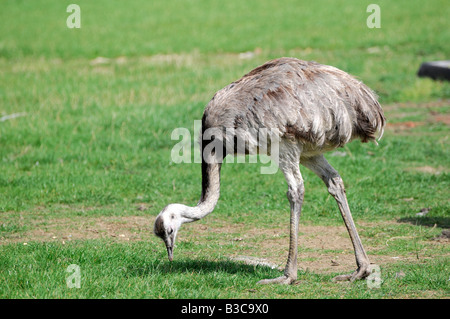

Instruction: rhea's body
[204,58,384,158]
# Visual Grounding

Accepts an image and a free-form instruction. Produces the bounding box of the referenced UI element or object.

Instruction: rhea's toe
[257,275,296,285]
[332,274,353,282]
[332,263,373,282]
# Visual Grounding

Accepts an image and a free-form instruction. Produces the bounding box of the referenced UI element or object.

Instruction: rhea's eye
[171,214,175,220]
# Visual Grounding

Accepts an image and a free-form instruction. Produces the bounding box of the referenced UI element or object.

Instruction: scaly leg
[302,155,373,281]
[258,146,304,285]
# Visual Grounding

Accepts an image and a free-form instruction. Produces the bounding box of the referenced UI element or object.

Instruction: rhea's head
[153,204,187,261]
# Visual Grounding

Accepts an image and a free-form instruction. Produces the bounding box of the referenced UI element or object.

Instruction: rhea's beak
[166,243,174,262]
[164,231,176,262]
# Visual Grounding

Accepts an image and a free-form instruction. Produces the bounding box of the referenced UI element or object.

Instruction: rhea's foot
[257,275,296,285]
[332,263,374,282]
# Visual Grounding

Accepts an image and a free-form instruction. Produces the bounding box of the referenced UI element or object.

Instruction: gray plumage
[204,57,385,155]
[155,57,386,284]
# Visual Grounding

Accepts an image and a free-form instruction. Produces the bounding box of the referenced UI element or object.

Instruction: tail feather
[353,84,386,144]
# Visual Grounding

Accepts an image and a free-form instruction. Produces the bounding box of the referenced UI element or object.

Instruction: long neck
[181,160,222,223]
[179,114,224,226]
[181,116,224,223]
[199,157,222,211]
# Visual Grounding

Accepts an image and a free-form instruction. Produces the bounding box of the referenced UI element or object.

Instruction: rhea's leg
[258,150,304,285]
[302,155,373,281]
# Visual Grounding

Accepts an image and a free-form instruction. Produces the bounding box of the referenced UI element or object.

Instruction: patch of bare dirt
[181,219,439,275]
[406,165,448,175]
[383,99,450,134]
[382,99,450,112]
[0,216,153,244]
[433,114,450,125]
[386,121,425,131]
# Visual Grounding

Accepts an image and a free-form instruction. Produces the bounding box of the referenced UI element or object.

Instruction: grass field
[0,0,449,299]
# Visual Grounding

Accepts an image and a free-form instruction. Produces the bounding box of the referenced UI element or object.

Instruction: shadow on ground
[125,258,280,278]
[397,216,450,229]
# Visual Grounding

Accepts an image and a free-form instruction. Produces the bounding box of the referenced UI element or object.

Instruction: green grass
[0,0,449,299]
[1,240,448,299]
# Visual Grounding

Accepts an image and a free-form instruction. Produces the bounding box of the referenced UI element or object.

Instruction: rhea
[154,57,385,284]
